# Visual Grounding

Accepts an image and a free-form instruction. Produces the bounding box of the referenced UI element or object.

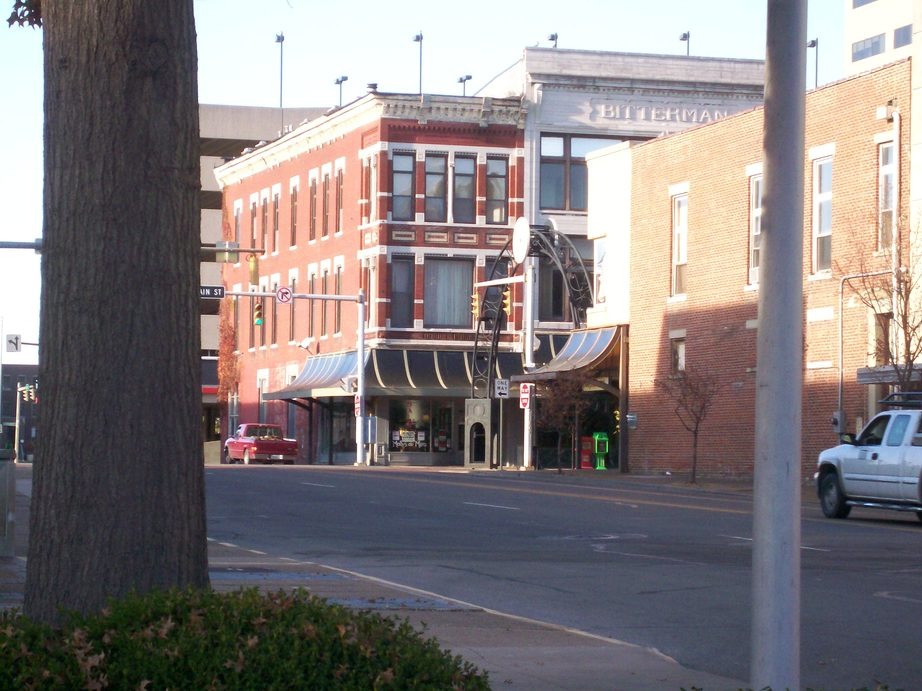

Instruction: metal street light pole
[807,38,819,88]
[458,74,471,96]
[335,75,348,107]
[413,32,423,95]
[275,33,285,128]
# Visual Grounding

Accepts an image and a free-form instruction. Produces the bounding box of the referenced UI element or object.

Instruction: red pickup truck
[223,424,298,465]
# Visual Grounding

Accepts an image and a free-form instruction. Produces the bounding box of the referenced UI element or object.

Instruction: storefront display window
[389,399,453,453]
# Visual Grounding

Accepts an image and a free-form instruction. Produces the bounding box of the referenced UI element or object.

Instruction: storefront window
[389,399,453,452]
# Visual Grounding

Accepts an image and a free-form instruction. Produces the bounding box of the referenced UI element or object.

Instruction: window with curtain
[486,157,508,224]
[813,157,832,272]
[392,153,415,221]
[289,185,298,247]
[452,155,475,223]
[423,258,473,328]
[878,142,894,251]
[309,180,317,241]
[672,194,688,295]
[390,256,415,328]
[425,154,447,222]
[749,175,762,285]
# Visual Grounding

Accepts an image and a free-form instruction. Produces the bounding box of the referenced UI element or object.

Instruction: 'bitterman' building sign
[595,102,729,125]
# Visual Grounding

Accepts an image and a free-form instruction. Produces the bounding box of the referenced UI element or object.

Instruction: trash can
[592,432,609,471]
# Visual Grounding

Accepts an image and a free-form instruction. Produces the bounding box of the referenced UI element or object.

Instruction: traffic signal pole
[226,289,368,467]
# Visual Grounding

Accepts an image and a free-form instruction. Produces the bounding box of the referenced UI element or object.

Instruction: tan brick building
[588,60,912,479]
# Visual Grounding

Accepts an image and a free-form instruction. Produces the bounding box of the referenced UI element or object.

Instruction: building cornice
[214,94,525,188]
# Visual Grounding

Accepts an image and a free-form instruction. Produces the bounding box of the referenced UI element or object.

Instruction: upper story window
[260,197,269,253]
[670,337,686,373]
[486,157,508,224]
[233,205,241,245]
[390,256,416,328]
[336,169,344,233]
[813,157,833,273]
[272,192,280,253]
[334,265,343,334]
[852,33,884,62]
[289,277,297,342]
[425,154,447,222]
[540,134,620,212]
[879,142,894,251]
[249,201,257,249]
[289,186,298,247]
[392,153,415,221]
[452,156,476,224]
[309,179,318,242]
[423,257,474,328]
[894,24,912,49]
[320,269,329,335]
[749,175,762,285]
[671,194,688,296]
[321,174,330,238]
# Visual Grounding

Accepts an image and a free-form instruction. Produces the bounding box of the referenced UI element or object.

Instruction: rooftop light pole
[413,31,423,95]
[335,75,348,107]
[457,74,471,96]
[680,31,690,56]
[807,38,819,88]
[547,32,558,48]
[275,32,285,129]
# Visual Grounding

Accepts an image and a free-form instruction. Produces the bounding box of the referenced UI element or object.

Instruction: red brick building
[588,60,911,479]
[215,92,529,465]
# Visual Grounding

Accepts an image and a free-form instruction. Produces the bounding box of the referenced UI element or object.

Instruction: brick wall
[626,60,911,480]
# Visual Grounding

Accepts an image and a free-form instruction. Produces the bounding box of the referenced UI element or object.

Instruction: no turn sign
[276,286,293,304]
[519,383,533,409]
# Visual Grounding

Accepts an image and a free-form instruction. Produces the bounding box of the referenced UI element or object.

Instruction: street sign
[519,382,533,409]
[5,335,21,353]
[276,286,293,304]
[200,285,225,299]
[494,378,509,398]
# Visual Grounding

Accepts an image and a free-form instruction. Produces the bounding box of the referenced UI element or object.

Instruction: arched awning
[510,326,622,382]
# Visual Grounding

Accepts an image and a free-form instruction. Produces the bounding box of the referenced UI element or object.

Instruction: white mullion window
[749,175,762,285]
[671,193,688,296]
[813,157,832,273]
[878,142,894,251]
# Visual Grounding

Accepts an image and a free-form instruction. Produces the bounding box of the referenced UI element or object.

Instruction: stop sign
[519,383,532,409]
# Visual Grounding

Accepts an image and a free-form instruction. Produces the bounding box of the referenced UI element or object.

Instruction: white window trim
[812,156,833,274]
[671,192,688,297]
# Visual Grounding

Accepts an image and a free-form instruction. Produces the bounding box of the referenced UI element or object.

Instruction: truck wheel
[819,472,851,519]
[243,448,252,465]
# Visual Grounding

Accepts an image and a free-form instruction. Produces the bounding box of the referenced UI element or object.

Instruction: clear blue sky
[0,0,844,365]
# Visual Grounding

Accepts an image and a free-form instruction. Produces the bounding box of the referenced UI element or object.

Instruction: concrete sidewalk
[1,463,746,690]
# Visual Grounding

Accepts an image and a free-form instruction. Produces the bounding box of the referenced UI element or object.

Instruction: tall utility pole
[751,2,806,689]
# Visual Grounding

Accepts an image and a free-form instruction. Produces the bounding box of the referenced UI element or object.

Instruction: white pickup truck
[816,394,922,521]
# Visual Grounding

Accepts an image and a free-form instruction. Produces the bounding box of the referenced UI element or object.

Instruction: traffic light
[502,287,512,316]
[20,386,29,402]
[247,253,260,286]
[28,385,35,402]
[471,291,480,317]
[254,301,264,326]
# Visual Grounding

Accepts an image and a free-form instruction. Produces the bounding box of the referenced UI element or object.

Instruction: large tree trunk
[26,0,208,624]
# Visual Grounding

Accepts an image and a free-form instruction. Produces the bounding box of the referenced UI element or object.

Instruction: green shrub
[0,588,490,690]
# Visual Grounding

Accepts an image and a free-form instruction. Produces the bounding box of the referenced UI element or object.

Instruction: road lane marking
[301,482,336,488]
[464,501,520,511]
[246,549,267,555]
[720,534,830,552]
[218,541,237,548]
[875,591,922,605]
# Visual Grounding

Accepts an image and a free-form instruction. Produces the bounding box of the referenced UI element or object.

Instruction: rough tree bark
[25,0,208,624]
